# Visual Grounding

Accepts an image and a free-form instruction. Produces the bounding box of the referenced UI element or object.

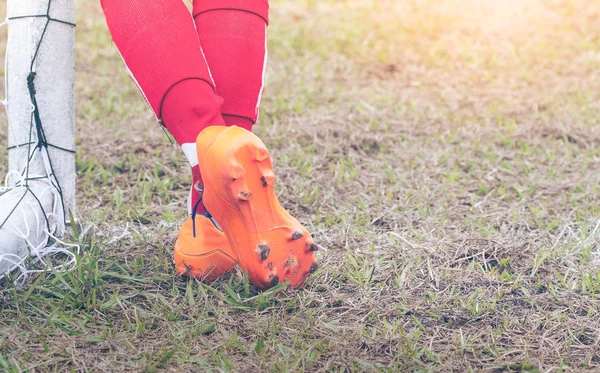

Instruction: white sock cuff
[181,142,199,167]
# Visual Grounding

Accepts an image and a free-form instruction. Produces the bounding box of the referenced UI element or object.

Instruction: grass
[1,0,600,371]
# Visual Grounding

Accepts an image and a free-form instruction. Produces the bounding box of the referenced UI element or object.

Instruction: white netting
[0,0,79,285]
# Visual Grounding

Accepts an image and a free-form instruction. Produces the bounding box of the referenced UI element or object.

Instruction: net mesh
[0,0,79,285]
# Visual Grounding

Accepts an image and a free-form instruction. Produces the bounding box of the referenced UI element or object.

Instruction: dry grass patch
[1,0,600,371]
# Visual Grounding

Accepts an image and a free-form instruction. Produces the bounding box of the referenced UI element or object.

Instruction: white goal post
[0,0,76,280]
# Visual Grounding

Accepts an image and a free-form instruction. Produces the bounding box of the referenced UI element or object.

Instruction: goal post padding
[0,0,76,277]
[7,0,76,215]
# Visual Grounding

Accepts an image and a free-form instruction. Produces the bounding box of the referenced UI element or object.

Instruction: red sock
[101,0,224,214]
[193,0,269,132]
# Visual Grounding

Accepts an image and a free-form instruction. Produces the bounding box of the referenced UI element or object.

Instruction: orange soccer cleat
[174,215,238,282]
[196,126,319,290]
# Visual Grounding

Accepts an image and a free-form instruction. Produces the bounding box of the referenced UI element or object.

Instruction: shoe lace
[190,188,222,238]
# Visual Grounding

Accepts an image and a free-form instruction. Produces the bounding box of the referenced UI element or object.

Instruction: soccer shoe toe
[196,125,319,290]
[174,216,238,282]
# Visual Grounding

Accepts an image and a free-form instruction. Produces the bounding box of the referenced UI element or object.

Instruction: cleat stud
[261,249,270,260]
[291,231,304,241]
[309,263,319,274]
[270,275,280,287]
[238,189,252,200]
[307,243,319,252]
[230,163,245,179]
[257,243,270,260]
[261,173,276,186]
[255,148,269,161]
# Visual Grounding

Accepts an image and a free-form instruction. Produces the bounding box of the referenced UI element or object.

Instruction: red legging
[101,0,268,212]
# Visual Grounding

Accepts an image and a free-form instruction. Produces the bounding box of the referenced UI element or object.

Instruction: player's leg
[101,0,221,212]
[100,0,237,281]
[192,1,319,290]
[193,0,269,131]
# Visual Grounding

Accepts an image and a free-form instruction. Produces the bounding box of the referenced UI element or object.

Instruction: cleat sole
[198,126,319,290]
